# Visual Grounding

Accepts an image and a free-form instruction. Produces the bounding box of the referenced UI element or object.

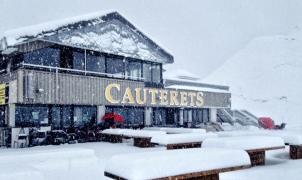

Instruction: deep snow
[0,134,301,180]
[204,27,302,128]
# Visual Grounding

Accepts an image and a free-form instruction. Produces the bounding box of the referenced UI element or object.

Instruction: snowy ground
[0,137,301,180]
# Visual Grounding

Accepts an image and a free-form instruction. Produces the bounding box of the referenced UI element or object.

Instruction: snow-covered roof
[1,11,173,63]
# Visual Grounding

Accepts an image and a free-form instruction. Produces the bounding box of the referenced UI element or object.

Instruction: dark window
[0,59,8,74]
[86,51,105,73]
[74,106,97,128]
[62,106,73,129]
[143,63,152,82]
[15,106,49,127]
[51,106,61,130]
[11,54,24,70]
[126,60,142,80]
[153,108,167,126]
[0,106,5,127]
[73,50,85,70]
[152,64,161,83]
[106,57,124,78]
[23,47,60,67]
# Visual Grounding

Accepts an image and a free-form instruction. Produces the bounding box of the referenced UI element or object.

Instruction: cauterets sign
[105,83,205,107]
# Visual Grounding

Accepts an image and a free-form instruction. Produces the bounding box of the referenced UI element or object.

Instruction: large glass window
[51,106,61,130]
[143,63,152,82]
[126,60,142,80]
[153,108,167,126]
[86,51,105,73]
[23,47,60,67]
[73,50,85,70]
[15,106,49,127]
[152,64,161,83]
[74,106,97,128]
[105,106,144,126]
[106,57,124,78]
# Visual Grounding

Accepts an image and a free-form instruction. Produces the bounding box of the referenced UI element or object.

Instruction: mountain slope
[204,28,302,128]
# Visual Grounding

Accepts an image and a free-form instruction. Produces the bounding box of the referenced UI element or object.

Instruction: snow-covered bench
[101,129,126,143]
[104,148,251,180]
[275,133,302,159]
[144,127,206,134]
[122,130,166,148]
[202,136,285,166]
[151,133,217,150]
[101,129,166,147]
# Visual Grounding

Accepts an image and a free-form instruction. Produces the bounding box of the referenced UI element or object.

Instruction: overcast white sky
[1,0,302,78]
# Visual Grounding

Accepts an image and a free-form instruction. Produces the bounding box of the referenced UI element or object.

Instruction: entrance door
[166,108,179,126]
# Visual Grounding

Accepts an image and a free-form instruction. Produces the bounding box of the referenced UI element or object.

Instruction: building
[0,11,231,147]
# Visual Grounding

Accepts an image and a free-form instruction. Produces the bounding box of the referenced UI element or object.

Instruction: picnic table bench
[100,129,125,143]
[101,129,165,147]
[151,133,218,150]
[144,127,207,134]
[104,148,251,180]
[202,136,285,166]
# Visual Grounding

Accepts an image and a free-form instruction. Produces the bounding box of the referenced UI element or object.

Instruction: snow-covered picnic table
[104,148,251,180]
[151,132,218,149]
[101,129,166,147]
[144,127,206,134]
[202,136,285,166]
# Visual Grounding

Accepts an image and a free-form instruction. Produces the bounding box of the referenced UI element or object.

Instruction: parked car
[47,130,69,145]
[31,130,48,146]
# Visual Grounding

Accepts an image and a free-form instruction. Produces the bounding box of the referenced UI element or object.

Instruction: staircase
[233,110,260,127]
[217,109,235,125]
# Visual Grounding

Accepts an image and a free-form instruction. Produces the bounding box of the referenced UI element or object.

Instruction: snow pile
[144,127,206,134]
[151,133,217,145]
[105,148,251,180]
[0,148,98,171]
[203,136,285,150]
[0,164,45,180]
[204,28,302,128]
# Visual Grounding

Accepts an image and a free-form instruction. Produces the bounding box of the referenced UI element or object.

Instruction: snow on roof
[166,84,230,93]
[105,148,251,179]
[1,10,173,63]
[2,10,114,46]
[203,136,285,150]
[151,133,217,145]
[163,68,200,81]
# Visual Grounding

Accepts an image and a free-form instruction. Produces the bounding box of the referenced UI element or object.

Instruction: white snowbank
[203,136,285,150]
[105,148,251,180]
[151,133,217,145]
[0,148,98,171]
[0,164,45,180]
[144,127,206,134]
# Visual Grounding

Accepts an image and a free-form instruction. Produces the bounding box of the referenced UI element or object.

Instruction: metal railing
[22,63,145,81]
